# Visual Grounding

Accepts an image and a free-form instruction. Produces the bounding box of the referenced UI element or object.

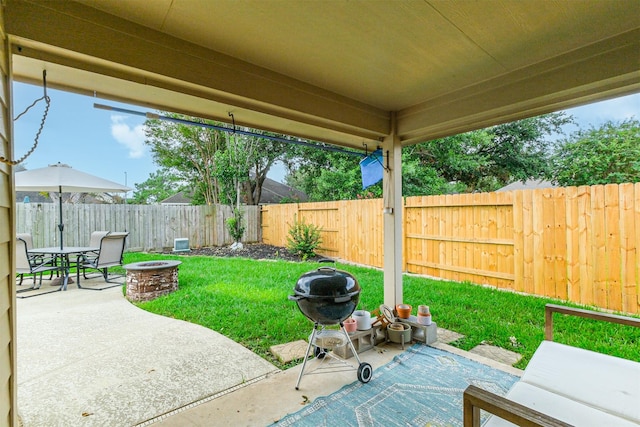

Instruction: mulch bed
[163,243,322,262]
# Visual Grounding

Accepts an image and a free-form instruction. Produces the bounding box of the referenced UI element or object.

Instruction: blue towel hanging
[360,149,383,189]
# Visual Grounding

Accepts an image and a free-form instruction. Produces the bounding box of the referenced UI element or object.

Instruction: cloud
[110,115,146,158]
[565,93,639,128]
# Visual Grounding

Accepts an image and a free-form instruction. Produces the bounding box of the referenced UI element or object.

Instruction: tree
[406,113,571,193]
[285,113,571,199]
[551,118,640,186]
[283,144,373,201]
[130,168,185,204]
[145,113,227,205]
[144,113,290,206]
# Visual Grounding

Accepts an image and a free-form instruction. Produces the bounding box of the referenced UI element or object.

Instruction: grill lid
[294,266,360,299]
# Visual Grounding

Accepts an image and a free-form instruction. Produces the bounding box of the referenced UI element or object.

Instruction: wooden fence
[261,183,640,315]
[15,203,260,251]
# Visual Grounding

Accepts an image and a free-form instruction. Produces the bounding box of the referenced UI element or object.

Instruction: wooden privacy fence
[262,183,640,314]
[15,203,260,251]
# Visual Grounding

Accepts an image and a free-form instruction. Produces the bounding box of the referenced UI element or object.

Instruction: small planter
[396,304,412,319]
[387,322,412,345]
[343,317,357,333]
[417,313,432,325]
[352,310,372,330]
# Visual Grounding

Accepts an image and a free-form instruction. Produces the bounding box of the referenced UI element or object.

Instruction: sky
[13,81,640,193]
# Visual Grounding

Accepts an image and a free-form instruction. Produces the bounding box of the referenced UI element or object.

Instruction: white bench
[463,304,640,427]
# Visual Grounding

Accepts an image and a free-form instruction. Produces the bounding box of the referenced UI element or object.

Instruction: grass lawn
[121,252,640,371]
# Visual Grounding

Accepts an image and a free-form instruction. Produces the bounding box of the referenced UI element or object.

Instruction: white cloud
[565,93,639,128]
[110,115,146,158]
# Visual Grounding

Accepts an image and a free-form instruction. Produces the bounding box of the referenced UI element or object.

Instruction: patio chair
[76,232,128,290]
[15,237,59,291]
[81,230,111,261]
[16,232,55,285]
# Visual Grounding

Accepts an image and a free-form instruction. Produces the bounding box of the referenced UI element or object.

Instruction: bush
[226,208,245,243]
[286,215,322,260]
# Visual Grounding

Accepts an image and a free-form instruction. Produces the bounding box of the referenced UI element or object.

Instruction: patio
[16,276,522,426]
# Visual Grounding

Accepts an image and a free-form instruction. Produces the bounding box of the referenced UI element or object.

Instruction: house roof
[497,179,557,192]
[6,1,639,151]
[15,191,120,204]
[260,179,308,204]
[159,192,192,205]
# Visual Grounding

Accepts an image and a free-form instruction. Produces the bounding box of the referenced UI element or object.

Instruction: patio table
[28,247,99,291]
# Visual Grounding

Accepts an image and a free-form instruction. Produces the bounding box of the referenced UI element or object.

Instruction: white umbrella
[15,163,132,249]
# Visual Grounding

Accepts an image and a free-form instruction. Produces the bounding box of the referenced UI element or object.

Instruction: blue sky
[13,81,639,191]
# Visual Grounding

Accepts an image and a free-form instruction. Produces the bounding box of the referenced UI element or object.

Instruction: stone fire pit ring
[124,260,182,302]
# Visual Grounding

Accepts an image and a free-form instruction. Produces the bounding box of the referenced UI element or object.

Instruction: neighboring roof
[260,179,308,204]
[15,191,122,204]
[8,1,638,151]
[160,192,192,205]
[15,191,50,203]
[160,178,307,205]
[497,179,557,192]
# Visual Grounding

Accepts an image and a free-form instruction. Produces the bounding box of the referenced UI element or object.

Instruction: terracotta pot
[343,317,357,333]
[418,305,430,315]
[396,304,412,319]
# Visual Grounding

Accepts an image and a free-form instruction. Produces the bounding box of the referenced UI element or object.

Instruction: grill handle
[317,258,336,272]
[334,290,360,303]
[288,294,304,301]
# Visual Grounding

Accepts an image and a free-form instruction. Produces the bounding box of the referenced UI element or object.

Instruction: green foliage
[144,114,291,205]
[284,113,571,199]
[551,119,640,186]
[286,215,322,260]
[144,114,229,205]
[225,208,246,243]
[406,113,571,193]
[130,168,185,204]
[283,145,374,201]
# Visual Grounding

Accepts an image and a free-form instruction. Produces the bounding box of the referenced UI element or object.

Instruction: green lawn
[121,252,640,371]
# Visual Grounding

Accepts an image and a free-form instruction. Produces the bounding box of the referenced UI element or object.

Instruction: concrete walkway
[16,282,278,426]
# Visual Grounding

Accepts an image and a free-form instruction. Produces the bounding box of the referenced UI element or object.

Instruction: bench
[463,304,640,427]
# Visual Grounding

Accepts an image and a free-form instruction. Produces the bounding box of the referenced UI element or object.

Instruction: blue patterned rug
[272,344,519,426]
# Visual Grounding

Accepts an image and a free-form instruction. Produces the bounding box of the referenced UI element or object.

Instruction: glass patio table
[28,246,99,291]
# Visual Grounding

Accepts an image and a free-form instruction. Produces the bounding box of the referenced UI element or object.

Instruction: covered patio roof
[6,0,639,150]
[5,0,640,306]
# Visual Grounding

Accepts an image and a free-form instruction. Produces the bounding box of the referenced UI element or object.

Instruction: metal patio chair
[15,237,59,292]
[82,230,111,261]
[76,232,128,290]
[17,232,59,281]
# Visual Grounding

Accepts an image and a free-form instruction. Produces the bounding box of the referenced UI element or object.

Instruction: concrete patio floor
[16,277,277,426]
[16,276,522,426]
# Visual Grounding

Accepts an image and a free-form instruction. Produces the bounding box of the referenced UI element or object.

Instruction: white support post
[382,112,403,308]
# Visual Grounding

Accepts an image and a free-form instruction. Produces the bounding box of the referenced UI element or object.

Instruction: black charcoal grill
[289,260,373,389]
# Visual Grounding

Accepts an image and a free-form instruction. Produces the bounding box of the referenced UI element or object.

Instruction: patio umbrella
[15,162,132,249]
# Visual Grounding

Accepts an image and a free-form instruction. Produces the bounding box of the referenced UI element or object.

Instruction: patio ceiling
[5,0,640,152]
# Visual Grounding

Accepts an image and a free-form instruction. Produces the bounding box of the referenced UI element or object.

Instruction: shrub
[286,215,322,260]
[226,208,245,243]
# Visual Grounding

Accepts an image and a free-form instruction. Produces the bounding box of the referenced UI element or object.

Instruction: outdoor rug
[272,344,519,426]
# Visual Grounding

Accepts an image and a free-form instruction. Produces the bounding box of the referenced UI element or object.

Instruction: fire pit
[124,260,182,302]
